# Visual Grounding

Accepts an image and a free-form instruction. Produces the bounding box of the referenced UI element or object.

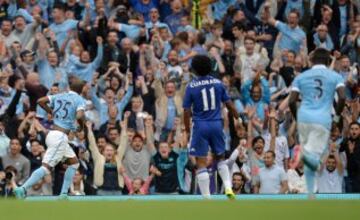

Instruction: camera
[5,171,13,182]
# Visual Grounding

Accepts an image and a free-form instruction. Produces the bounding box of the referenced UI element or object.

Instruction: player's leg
[14,163,51,198]
[60,145,80,196]
[15,131,65,198]
[190,122,211,198]
[303,123,330,195]
[209,122,234,199]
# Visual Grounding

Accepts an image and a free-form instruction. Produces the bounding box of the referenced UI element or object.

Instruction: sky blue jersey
[48,91,86,131]
[183,75,230,121]
[291,65,345,130]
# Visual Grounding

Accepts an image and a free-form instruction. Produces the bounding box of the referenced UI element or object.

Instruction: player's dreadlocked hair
[191,55,212,76]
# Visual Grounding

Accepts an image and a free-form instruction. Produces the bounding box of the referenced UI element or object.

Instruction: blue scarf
[313,33,334,51]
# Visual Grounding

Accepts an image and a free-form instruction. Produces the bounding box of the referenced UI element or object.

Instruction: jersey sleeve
[275,21,287,34]
[66,19,80,30]
[76,96,86,112]
[182,85,192,109]
[47,94,59,107]
[335,73,345,89]
[291,76,301,92]
[221,84,231,103]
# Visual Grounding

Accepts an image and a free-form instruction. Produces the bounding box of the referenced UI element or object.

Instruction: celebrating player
[14,79,87,199]
[183,55,241,199]
[289,48,346,197]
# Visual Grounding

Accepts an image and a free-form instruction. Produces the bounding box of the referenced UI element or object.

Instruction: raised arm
[117,112,130,159]
[86,121,102,160]
[269,108,277,153]
[144,115,156,155]
[288,91,299,120]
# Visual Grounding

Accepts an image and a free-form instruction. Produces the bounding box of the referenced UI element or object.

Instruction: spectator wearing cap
[119,113,156,181]
[253,151,288,194]
[87,119,127,196]
[0,138,30,185]
[19,49,36,72]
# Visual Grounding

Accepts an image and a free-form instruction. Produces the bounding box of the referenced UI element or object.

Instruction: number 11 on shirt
[201,87,215,111]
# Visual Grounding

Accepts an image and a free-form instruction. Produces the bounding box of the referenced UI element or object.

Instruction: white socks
[196,168,211,198]
[217,161,232,190]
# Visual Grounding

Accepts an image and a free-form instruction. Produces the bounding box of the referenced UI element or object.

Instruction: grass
[0,199,359,220]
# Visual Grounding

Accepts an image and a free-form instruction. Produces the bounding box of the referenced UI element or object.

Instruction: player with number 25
[14,78,87,199]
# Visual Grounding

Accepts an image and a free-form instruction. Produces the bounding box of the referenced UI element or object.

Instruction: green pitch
[1,200,359,220]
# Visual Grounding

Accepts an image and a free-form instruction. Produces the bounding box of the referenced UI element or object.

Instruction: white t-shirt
[254,165,287,194]
[263,133,290,168]
[317,168,343,193]
[287,169,307,193]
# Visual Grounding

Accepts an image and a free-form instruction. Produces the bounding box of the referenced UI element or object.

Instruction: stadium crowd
[0,0,359,197]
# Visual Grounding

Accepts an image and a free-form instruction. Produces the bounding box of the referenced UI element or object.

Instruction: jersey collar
[312,64,327,69]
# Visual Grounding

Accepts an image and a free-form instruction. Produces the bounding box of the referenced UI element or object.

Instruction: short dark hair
[350,121,360,128]
[232,22,245,31]
[266,150,276,158]
[310,48,331,66]
[244,36,256,43]
[289,9,300,18]
[252,136,264,146]
[191,55,212,76]
[53,3,66,11]
[69,77,86,94]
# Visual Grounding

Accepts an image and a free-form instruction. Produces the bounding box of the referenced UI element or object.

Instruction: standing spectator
[264,6,307,57]
[164,0,185,35]
[253,151,288,194]
[120,114,156,181]
[340,121,360,192]
[0,119,9,157]
[86,119,127,195]
[287,160,307,193]
[318,147,344,193]
[0,138,30,185]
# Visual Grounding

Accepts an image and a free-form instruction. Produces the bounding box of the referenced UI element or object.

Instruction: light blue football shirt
[49,19,79,47]
[48,91,86,131]
[275,21,306,53]
[291,65,345,130]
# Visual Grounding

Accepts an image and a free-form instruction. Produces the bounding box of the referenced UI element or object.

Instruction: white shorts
[297,122,330,156]
[43,130,76,167]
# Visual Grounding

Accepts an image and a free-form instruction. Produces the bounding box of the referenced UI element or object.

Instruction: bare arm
[288,91,299,120]
[37,96,52,115]
[184,108,192,135]
[280,180,289,194]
